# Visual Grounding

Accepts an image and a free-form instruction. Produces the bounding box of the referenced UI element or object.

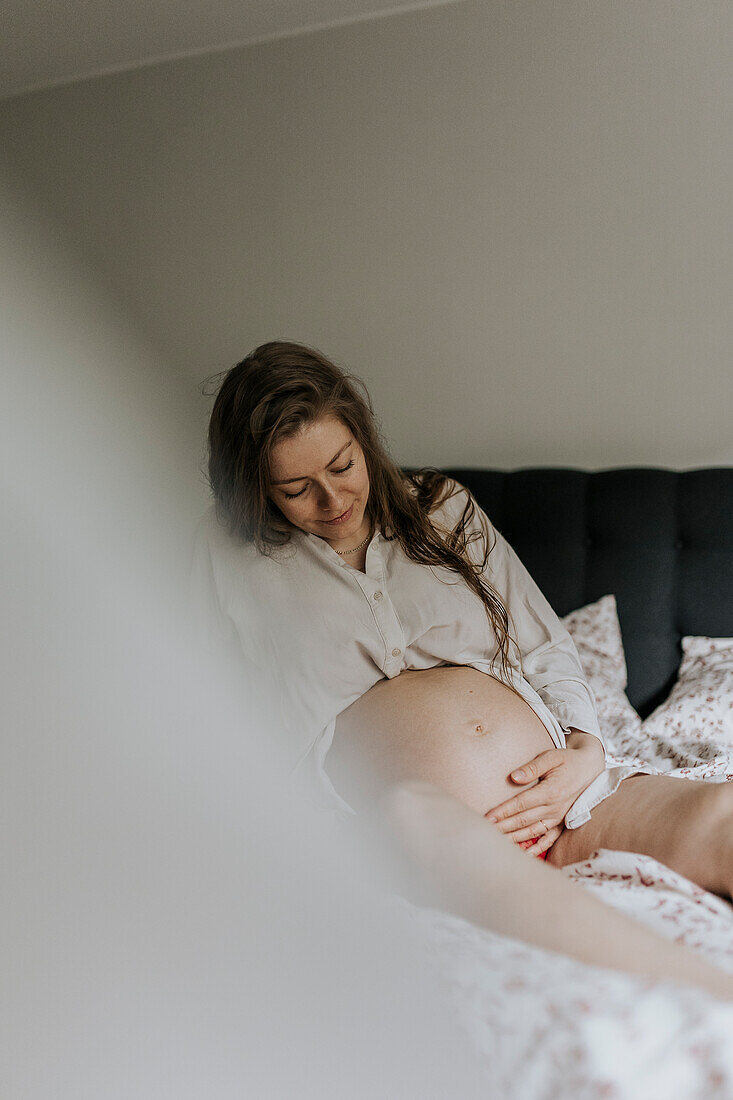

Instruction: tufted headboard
[436,467,733,719]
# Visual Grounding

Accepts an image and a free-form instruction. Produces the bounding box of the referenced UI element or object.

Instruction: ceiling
[1,0,462,101]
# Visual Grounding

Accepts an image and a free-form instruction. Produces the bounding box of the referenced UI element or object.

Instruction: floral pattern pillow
[561,594,643,758]
[639,636,733,767]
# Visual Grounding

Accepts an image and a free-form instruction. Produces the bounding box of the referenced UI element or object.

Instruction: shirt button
[373,590,383,600]
[391,647,401,657]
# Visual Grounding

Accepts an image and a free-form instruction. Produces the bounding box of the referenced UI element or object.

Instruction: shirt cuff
[561,723,607,755]
[538,682,606,751]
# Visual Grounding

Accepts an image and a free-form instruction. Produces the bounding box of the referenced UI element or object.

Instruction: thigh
[546,773,718,874]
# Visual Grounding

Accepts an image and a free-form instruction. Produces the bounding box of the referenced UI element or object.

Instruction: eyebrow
[271,441,352,485]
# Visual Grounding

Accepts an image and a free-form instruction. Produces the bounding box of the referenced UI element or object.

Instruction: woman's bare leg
[381,780,733,1000]
[547,775,733,899]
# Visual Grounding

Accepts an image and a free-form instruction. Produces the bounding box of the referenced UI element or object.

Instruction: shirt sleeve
[447,482,606,752]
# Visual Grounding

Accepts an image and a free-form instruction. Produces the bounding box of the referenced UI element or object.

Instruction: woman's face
[268,413,371,546]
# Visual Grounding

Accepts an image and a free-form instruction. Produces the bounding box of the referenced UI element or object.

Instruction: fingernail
[511,769,525,780]
[485,815,497,823]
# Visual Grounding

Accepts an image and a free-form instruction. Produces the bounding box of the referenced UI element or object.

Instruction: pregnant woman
[192,340,733,996]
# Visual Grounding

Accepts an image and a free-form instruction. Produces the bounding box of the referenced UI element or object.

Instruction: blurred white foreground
[0,179,487,1099]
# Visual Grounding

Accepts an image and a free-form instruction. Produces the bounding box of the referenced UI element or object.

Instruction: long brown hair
[205,340,522,691]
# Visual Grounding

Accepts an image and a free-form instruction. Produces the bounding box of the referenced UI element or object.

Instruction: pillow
[560,594,643,758]
[640,637,733,764]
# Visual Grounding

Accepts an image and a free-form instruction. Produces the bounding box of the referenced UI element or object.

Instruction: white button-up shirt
[190,481,614,828]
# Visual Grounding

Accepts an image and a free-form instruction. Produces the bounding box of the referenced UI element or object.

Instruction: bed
[397,465,733,1097]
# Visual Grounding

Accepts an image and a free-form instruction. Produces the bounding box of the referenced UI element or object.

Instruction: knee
[378,780,446,851]
[379,780,490,871]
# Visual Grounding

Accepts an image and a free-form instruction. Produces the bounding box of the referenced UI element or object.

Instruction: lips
[324,503,354,524]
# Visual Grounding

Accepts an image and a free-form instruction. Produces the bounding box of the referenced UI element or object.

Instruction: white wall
[1,0,731,504]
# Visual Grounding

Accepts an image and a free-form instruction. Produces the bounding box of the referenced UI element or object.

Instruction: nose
[315,482,344,511]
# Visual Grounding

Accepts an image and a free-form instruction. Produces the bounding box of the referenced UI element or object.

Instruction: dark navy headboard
[437,467,733,718]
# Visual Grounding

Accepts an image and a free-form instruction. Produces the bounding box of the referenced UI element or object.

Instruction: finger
[532,824,563,856]
[484,786,545,824]
[499,802,565,835]
[495,815,556,843]
[509,749,566,785]
[484,783,541,823]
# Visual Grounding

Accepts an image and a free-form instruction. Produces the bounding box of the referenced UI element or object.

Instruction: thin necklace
[333,528,372,556]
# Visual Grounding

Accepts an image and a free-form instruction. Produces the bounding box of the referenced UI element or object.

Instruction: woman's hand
[484,731,606,856]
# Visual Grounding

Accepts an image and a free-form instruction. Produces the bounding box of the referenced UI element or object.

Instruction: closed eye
[283,459,355,499]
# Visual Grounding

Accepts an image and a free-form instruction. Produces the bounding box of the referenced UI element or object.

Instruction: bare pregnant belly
[325,665,555,815]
